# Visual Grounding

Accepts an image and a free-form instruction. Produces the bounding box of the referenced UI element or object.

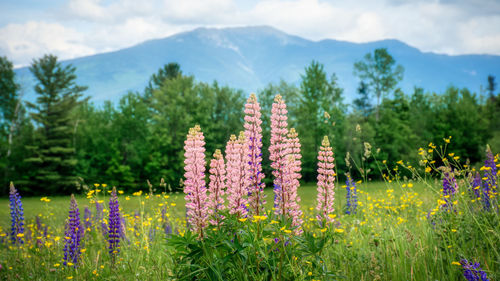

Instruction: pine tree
[0,56,23,192]
[353,81,371,117]
[297,61,345,182]
[25,54,87,194]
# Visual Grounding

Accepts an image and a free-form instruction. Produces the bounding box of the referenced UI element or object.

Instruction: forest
[1,48,499,195]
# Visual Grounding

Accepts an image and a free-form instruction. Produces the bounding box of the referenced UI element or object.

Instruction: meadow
[1,176,498,280]
[1,94,498,281]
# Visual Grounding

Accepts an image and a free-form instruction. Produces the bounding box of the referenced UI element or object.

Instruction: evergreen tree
[354,48,404,121]
[25,54,87,194]
[353,81,371,117]
[0,57,20,132]
[0,56,21,191]
[374,89,417,165]
[487,75,496,98]
[144,62,182,99]
[297,61,346,181]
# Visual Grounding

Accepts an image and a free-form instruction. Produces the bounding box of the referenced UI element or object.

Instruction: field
[1,176,498,280]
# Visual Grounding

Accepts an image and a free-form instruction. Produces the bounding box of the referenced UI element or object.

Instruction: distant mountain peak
[14,25,499,104]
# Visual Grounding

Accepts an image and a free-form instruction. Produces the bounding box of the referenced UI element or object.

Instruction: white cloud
[0,21,95,66]
[1,0,500,66]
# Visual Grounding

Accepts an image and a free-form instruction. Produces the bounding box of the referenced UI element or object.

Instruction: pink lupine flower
[269,94,290,217]
[226,133,250,218]
[316,136,336,223]
[284,128,303,231]
[244,94,266,216]
[208,149,226,225]
[183,125,209,237]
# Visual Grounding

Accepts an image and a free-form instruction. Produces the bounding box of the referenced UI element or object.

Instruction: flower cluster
[63,195,83,267]
[460,259,489,281]
[9,182,24,244]
[316,136,336,223]
[284,128,303,229]
[345,174,358,215]
[108,187,121,264]
[481,147,497,210]
[442,169,458,211]
[208,149,226,225]
[470,172,482,199]
[183,125,209,236]
[244,94,266,216]
[226,133,250,218]
[84,207,92,230]
[270,94,290,215]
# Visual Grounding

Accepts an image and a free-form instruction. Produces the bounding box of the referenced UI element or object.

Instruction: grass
[0,180,498,280]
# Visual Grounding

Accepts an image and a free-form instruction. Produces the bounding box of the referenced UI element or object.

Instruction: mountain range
[14,26,500,103]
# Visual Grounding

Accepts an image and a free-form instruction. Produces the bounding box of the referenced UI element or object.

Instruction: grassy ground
[0,180,498,280]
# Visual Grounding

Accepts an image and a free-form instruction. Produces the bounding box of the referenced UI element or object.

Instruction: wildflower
[482,146,497,210]
[244,94,266,216]
[269,94,290,216]
[63,195,83,267]
[442,169,458,211]
[83,207,92,230]
[268,96,303,229]
[284,128,304,230]
[108,187,121,265]
[316,136,336,223]
[160,208,173,237]
[470,172,482,199]
[183,125,209,237]
[9,182,24,244]
[363,142,372,158]
[226,132,250,217]
[460,259,489,281]
[208,149,226,225]
[345,174,358,215]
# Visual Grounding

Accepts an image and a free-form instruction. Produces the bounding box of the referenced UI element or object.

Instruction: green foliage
[0,56,23,193]
[168,212,338,280]
[353,81,372,117]
[258,80,301,185]
[146,75,245,190]
[297,61,346,182]
[354,48,404,121]
[375,90,418,165]
[0,56,19,130]
[24,54,87,194]
[2,53,499,194]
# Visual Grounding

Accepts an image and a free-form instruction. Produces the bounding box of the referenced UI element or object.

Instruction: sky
[1,0,500,67]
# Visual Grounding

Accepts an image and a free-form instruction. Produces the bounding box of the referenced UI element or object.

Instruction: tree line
[0,49,499,195]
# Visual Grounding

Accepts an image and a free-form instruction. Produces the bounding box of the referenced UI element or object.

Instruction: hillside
[14,25,500,103]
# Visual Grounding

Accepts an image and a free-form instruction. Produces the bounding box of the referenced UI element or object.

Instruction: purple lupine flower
[133,211,141,238]
[484,147,497,189]
[470,172,482,199]
[119,214,127,242]
[9,182,24,244]
[148,227,156,242]
[345,174,358,215]
[482,148,497,210]
[84,207,92,230]
[63,195,83,267]
[460,259,489,281]
[442,170,458,211]
[108,187,121,265]
[161,207,173,237]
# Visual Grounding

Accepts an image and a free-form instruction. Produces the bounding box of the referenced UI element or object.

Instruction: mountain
[14,26,500,103]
